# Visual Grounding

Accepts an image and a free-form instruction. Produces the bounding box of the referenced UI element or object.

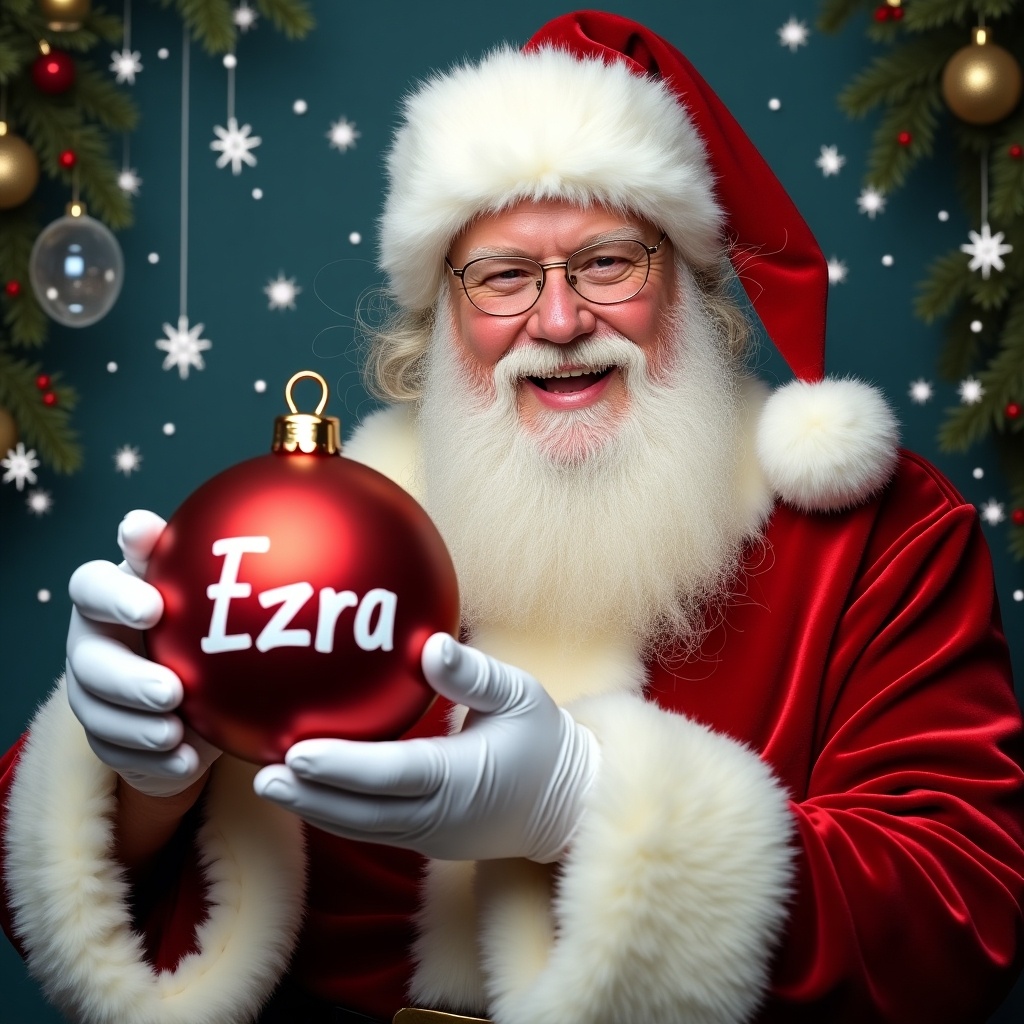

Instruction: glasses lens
[462,257,543,315]
[567,240,650,304]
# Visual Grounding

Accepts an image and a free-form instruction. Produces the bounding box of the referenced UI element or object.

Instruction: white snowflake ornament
[827,258,848,285]
[908,379,933,404]
[113,445,143,476]
[777,18,810,52]
[264,273,302,310]
[26,488,53,515]
[978,499,1005,525]
[1,442,40,491]
[857,188,886,219]
[960,223,1012,280]
[327,117,360,152]
[234,1,259,32]
[117,168,142,196]
[816,145,845,177]
[110,49,143,84]
[211,117,262,174]
[958,377,985,405]
[156,315,212,379]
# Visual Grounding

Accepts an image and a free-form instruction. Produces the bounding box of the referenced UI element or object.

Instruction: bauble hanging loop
[37,0,92,31]
[942,26,1023,125]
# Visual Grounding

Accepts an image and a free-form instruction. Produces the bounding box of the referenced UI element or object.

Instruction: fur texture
[4,680,306,1024]
[756,377,900,513]
[379,45,722,312]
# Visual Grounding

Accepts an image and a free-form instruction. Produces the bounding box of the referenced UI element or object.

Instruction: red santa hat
[379,11,899,512]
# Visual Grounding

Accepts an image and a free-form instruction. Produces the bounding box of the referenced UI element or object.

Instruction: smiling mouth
[527,366,614,394]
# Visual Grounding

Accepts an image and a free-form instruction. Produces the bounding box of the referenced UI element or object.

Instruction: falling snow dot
[1014,590,1024,602]
[252,187,263,200]
[38,589,51,603]
[938,210,949,221]
[254,379,267,393]
[107,361,118,373]
[973,467,985,479]
[293,99,308,115]
[768,98,782,111]
[147,252,159,264]
[223,53,237,69]
[970,320,983,333]
[881,255,894,267]
[349,231,362,245]
[162,423,176,436]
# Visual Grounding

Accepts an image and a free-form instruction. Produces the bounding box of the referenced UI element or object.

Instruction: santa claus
[3,11,1023,1024]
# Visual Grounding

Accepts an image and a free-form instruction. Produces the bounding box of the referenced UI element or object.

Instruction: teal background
[2,2,1022,1020]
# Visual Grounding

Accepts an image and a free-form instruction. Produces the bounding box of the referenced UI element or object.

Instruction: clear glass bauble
[29,211,124,328]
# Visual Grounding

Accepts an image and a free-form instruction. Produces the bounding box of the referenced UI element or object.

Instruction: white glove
[65,509,220,798]
[253,634,599,862]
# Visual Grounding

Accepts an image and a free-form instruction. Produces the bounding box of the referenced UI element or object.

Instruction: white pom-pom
[756,378,900,513]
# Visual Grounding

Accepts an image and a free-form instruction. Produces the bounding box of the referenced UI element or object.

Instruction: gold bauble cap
[272,370,341,455]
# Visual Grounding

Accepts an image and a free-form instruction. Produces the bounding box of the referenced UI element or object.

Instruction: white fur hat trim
[380,44,723,312]
[756,378,900,513]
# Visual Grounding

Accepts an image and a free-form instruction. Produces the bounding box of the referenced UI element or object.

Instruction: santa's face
[445,199,677,457]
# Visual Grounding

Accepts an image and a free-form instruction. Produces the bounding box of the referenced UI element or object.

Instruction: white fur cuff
[4,679,307,1024]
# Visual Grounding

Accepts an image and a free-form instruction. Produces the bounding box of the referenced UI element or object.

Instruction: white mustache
[493,334,647,390]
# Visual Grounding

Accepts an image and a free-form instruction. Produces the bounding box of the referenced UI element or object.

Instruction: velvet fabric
[2,450,1023,1022]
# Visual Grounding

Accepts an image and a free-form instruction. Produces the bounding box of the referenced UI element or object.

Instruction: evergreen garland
[820,0,1024,557]
[0,0,312,477]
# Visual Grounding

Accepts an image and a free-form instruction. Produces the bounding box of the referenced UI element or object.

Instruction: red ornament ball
[892,6,904,18]
[42,391,58,406]
[145,449,461,765]
[897,130,913,146]
[1013,509,1024,526]
[1006,402,1022,420]
[58,149,77,169]
[35,374,51,390]
[31,49,75,95]
[1010,144,1023,160]
[4,280,21,298]
[874,6,890,21]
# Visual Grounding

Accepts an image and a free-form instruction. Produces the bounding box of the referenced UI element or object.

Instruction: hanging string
[980,147,989,228]
[123,0,132,50]
[226,48,236,121]
[180,24,190,320]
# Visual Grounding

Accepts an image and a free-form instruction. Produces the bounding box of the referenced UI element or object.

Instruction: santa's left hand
[253,634,599,862]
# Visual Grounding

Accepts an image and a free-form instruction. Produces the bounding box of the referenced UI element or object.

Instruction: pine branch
[0,204,47,347]
[818,0,875,34]
[160,0,236,54]
[937,300,987,379]
[866,86,944,190]
[902,0,1015,31]
[915,248,971,322]
[0,346,82,472]
[74,64,139,134]
[991,112,1024,222]
[254,0,315,39]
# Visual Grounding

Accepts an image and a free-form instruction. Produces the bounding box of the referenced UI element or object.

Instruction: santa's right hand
[65,509,220,797]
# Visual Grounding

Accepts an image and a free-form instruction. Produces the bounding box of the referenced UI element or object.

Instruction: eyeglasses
[445,234,667,317]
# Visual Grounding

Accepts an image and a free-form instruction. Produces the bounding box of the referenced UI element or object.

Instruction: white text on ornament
[200,536,396,655]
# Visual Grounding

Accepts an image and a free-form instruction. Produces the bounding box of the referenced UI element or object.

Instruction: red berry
[42,391,58,407]
[58,149,77,169]
[874,6,890,21]
[1007,402,1022,420]
[892,6,904,18]
[1013,509,1024,526]
[1010,144,1023,160]
[4,280,21,298]
[35,374,51,390]
[898,131,912,146]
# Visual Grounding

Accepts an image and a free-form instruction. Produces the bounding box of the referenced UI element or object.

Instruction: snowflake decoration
[960,223,1012,280]
[211,117,262,174]
[264,273,302,311]
[26,488,53,515]
[1,442,39,491]
[114,445,143,476]
[857,188,886,219]
[110,48,143,85]
[908,379,933,404]
[117,168,142,196]
[958,377,985,405]
[156,315,212,379]
[978,499,1005,525]
[233,1,259,32]
[827,257,848,285]
[327,117,360,152]
[777,17,810,52]
[816,145,845,177]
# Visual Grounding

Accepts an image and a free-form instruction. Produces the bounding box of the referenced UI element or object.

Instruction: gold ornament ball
[0,132,41,210]
[0,407,18,455]
[37,0,91,31]
[942,28,1023,125]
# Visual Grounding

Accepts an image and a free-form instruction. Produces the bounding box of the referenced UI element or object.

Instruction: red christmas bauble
[31,49,76,94]
[1013,509,1024,526]
[35,374,51,390]
[58,149,76,169]
[145,377,459,765]
[1006,402,1022,419]
[4,280,21,297]
[42,391,57,406]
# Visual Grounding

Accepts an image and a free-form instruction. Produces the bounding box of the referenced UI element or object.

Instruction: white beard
[417,273,761,656]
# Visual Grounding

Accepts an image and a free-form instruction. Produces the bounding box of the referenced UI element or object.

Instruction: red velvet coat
[3,450,1023,1024]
